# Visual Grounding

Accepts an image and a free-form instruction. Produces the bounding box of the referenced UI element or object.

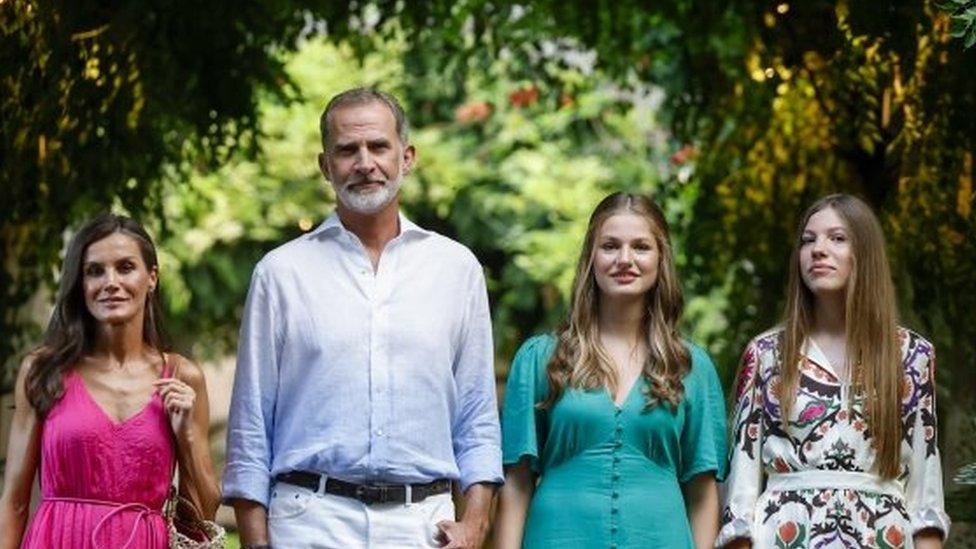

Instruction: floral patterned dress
[718,328,950,548]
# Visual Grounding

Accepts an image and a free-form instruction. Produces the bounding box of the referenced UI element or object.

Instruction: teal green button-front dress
[501,335,729,549]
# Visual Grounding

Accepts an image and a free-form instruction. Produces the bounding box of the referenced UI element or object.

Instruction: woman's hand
[153,376,197,437]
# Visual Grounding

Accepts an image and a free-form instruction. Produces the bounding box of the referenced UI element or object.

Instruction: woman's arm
[155,355,220,519]
[493,460,536,549]
[0,356,42,549]
[683,473,719,549]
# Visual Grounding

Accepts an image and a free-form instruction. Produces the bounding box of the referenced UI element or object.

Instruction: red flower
[454,101,493,123]
[508,86,539,107]
[773,456,791,473]
[778,522,798,544]
[669,144,697,165]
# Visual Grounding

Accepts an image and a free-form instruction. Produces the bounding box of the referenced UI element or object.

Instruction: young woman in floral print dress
[718,194,950,549]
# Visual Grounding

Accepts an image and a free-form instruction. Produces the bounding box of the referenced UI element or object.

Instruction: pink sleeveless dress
[21,363,175,548]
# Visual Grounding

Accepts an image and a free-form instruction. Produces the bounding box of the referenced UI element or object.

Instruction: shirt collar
[310,211,431,240]
[802,337,838,377]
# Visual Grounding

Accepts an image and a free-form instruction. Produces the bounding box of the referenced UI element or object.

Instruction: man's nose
[353,147,374,171]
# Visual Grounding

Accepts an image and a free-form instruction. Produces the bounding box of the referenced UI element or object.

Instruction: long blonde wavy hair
[542,192,691,410]
[780,194,902,478]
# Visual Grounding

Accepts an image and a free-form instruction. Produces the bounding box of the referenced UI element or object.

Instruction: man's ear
[402,144,416,174]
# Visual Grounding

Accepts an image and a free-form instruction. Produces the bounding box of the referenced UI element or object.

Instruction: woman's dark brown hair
[26,213,166,416]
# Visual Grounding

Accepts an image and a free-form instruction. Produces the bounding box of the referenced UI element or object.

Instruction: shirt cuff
[456,444,504,492]
[911,507,951,540]
[221,463,273,509]
[715,516,752,548]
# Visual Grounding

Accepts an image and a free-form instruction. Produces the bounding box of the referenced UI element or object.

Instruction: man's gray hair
[319,87,409,150]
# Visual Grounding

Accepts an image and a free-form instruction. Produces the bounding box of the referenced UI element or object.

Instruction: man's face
[319,102,415,215]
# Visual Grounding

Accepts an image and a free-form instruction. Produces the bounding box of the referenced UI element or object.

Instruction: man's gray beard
[336,176,402,215]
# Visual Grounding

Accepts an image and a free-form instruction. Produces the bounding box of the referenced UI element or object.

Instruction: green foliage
[943,0,976,47]
[0,0,328,382]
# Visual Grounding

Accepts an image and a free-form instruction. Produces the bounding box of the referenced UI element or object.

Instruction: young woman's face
[82,232,157,327]
[593,213,660,301]
[799,207,854,296]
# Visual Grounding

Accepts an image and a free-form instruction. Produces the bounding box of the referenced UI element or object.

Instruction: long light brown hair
[780,194,901,478]
[542,192,690,410]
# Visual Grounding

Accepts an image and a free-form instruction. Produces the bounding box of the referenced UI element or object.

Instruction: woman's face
[593,213,660,301]
[799,206,854,296]
[82,232,157,327]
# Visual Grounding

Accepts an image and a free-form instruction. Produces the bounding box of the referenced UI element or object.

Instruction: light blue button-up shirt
[222,213,503,508]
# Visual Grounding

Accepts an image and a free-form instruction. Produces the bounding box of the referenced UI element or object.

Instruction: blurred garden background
[3,1,976,545]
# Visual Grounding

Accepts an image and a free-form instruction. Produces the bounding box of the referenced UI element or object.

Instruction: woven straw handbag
[164,465,226,548]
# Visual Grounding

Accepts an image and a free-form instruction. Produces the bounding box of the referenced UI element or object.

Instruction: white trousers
[268,481,455,548]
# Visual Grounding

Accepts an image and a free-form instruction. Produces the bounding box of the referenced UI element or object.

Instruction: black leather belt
[275,471,452,505]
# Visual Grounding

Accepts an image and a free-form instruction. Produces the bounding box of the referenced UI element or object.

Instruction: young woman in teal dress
[494,192,728,549]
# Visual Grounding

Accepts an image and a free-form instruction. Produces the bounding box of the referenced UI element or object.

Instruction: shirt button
[611,492,619,499]
[610,507,618,514]
[376,429,384,436]
[612,472,621,480]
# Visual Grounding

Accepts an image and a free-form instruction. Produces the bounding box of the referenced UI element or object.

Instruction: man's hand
[435,482,495,548]
[435,517,489,549]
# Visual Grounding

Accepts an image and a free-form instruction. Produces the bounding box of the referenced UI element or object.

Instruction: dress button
[610,507,619,514]
[612,472,621,480]
[612,492,619,499]
[611,544,618,549]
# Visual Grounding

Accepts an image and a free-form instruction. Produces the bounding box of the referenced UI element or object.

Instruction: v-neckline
[73,370,160,427]
[608,375,643,409]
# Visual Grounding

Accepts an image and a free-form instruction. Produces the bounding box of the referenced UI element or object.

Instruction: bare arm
[231,498,270,546]
[493,461,535,549]
[683,473,719,549]
[0,356,42,549]
[156,355,221,519]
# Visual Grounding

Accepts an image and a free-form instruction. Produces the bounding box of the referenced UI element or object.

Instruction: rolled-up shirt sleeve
[222,263,281,508]
[451,263,504,491]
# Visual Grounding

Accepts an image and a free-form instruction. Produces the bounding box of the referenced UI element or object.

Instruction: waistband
[43,496,164,549]
[767,470,903,497]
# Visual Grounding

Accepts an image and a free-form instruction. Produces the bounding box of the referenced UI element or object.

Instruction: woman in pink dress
[0,213,221,548]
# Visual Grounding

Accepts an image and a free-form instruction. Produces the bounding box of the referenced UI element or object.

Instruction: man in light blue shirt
[223,87,503,548]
